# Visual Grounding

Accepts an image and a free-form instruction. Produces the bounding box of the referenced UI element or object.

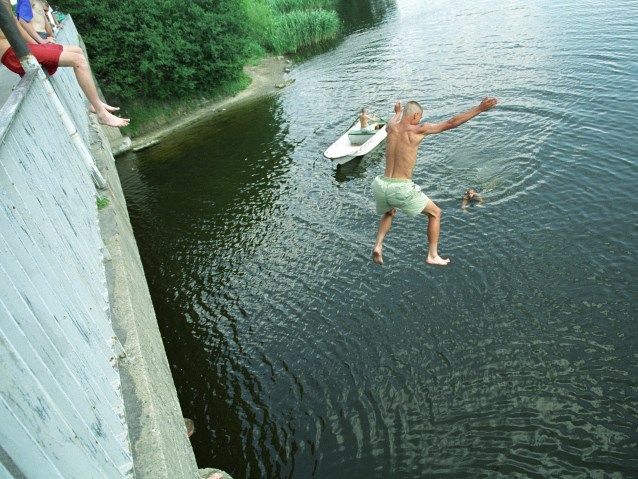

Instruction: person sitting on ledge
[15,0,52,44]
[0,0,129,128]
[43,2,63,32]
[29,0,55,43]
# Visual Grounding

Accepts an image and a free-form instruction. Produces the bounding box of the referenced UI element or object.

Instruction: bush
[55,0,252,102]
[51,0,340,132]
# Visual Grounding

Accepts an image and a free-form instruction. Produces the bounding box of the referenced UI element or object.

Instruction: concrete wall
[0,17,219,479]
[0,67,135,479]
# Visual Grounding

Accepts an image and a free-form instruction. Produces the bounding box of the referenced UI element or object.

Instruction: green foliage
[119,73,251,138]
[243,0,272,60]
[266,0,337,13]
[248,0,340,55]
[56,0,252,101]
[96,196,110,209]
[51,0,340,128]
[268,9,339,55]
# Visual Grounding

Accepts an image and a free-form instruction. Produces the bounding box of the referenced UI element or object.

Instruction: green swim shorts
[371,175,430,217]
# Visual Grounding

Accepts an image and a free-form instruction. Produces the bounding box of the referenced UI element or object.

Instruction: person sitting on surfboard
[371,97,498,266]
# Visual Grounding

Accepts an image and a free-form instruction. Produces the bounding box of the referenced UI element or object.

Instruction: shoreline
[127,56,292,152]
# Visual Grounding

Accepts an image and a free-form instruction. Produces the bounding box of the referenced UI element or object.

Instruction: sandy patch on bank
[128,56,292,151]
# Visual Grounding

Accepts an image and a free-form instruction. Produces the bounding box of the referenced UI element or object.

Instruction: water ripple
[118,0,638,476]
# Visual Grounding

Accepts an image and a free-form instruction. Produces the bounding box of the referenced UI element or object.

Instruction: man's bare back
[384,102,428,179]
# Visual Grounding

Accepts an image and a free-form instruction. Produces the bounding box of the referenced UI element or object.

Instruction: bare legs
[58,46,130,127]
[371,201,450,266]
[372,208,396,264]
[422,200,450,266]
[90,102,119,113]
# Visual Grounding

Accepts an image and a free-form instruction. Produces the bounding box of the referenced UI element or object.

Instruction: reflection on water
[118,0,638,477]
[336,0,397,32]
[333,147,385,184]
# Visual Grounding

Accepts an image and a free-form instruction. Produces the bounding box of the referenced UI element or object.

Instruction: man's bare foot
[97,110,130,128]
[372,246,384,265]
[90,101,120,113]
[426,254,450,266]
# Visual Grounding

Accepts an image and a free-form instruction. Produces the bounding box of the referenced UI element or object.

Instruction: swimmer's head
[466,188,475,198]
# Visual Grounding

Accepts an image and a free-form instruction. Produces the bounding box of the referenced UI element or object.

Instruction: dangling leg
[58,47,129,127]
[90,103,120,113]
[422,201,450,266]
[372,208,396,265]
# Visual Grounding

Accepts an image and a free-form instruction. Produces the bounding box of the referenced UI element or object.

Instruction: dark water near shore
[117,0,638,477]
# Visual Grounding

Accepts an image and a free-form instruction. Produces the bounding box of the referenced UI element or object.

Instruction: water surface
[117,0,638,477]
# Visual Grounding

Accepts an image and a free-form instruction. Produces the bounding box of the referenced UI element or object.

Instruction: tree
[55,0,251,101]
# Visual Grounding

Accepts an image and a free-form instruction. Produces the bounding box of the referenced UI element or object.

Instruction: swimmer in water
[462,187,484,211]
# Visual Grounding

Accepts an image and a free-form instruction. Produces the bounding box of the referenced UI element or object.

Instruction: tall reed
[267,0,337,13]
[268,9,339,54]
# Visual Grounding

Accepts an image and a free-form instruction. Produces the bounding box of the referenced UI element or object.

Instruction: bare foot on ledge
[97,110,130,128]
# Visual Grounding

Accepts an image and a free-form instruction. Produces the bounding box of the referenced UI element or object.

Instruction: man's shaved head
[404,101,423,118]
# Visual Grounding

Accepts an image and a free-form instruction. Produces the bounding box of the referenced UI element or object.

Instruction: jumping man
[371,97,498,265]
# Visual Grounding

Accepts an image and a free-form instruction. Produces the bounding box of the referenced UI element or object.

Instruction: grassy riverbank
[125,56,291,149]
[120,73,253,139]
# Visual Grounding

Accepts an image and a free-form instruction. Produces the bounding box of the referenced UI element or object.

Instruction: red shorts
[1,44,64,77]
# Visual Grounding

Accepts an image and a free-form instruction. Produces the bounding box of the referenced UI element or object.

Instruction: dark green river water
[116,0,637,477]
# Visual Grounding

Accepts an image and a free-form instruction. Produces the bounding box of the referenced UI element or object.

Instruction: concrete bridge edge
[92,120,233,479]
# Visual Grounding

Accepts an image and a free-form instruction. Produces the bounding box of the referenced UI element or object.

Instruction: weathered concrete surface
[0,66,19,103]
[93,114,234,479]
[90,119,201,478]
[1,69,135,477]
[0,33,233,479]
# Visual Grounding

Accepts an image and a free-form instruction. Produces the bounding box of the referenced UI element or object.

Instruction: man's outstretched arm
[420,97,498,135]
